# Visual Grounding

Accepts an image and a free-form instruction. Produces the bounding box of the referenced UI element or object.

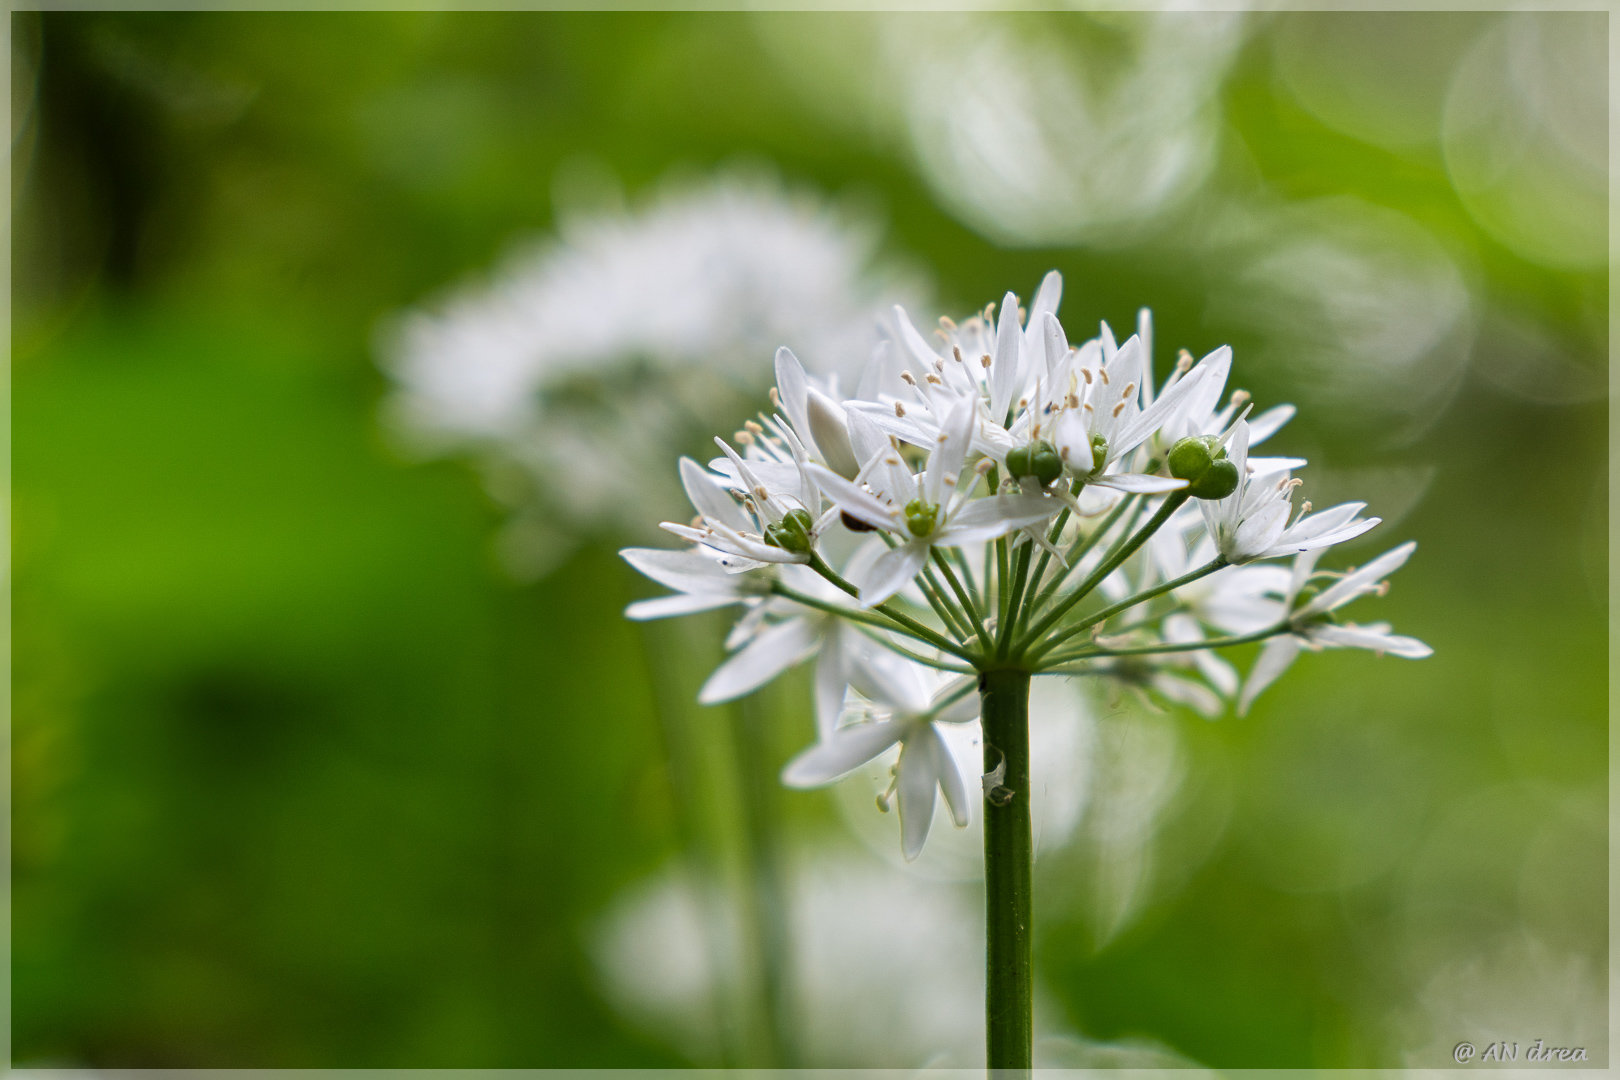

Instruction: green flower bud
[1187,458,1239,500]
[904,497,940,539]
[764,507,816,553]
[1006,440,1063,487]
[1168,435,1219,482]
[1168,435,1238,500]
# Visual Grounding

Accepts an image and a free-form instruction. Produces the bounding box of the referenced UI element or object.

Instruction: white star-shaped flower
[809,395,1061,606]
[1200,420,1381,564]
[1238,541,1432,714]
[781,647,979,860]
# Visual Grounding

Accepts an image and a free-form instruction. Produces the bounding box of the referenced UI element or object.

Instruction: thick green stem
[980,667,1033,1074]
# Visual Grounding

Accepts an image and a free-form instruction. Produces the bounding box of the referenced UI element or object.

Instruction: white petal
[931,677,982,724]
[924,393,975,507]
[626,593,743,620]
[1121,356,1211,453]
[897,730,941,861]
[808,463,901,532]
[991,290,1023,422]
[848,645,935,715]
[620,547,737,594]
[680,458,751,533]
[698,617,822,704]
[1238,636,1302,715]
[1310,623,1432,657]
[859,542,930,608]
[806,387,859,479]
[1297,541,1416,618]
[927,724,972,827]
[1247,403,1296,444]
[937,494,1061,545]
[1153,673,1224,719]
[893,304,942,369]
[1092,471,1189,494]
[1029,271,1062,328]
[773,346,812,450]
[781,722,905,788]
[812,635,851,739]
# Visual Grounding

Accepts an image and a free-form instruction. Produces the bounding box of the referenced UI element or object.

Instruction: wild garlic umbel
[621,271,1430,1071]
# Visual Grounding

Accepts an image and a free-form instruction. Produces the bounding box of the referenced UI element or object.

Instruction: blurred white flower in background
[1441,12,1606,272]
[1204,197,1475,446]
[378,171,924,578]
[759,11,1250,247]
[593,846,1208,1068]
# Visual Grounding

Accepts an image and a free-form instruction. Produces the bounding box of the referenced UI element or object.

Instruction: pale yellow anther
[1122,382,1136,399]
[1081,369,1093,385]
[735,430,754,444]
[975,458,993,474]
[745,419,765,434]
[980,354,993,369]
[943,474,957,487]
[940,316,957,332]
[885,456,902,466]
[1067,393,1080,409]
[1177,349,1194,371]
[1229,390,1251,407]
[937,432,948,443]
[952,346,965,363]
[1112,401,1127,417]
[1098,368,1110,386]
[1300,500,1312,515]
[753,486,769,500]
[925,373,943,386]
[900,371,917,386]
[894,401,907,417]
[769,387,782,406]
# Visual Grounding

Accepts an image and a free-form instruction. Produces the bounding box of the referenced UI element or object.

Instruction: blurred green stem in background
[736,691,798,1068]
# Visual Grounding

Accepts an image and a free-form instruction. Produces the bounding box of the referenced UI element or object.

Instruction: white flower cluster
[623,271,1429,859]
[379,173,918,576]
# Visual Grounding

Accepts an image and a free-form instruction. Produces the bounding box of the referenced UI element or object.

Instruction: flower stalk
[979,667,1034,1073]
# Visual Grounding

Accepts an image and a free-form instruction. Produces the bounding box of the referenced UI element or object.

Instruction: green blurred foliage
[13,10,1605,1069]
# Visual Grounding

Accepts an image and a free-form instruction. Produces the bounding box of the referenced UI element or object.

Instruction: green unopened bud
[904,497,940,539]
[1006,440,1063,487]
[764,507,816,553]
[1187,458,1239,500]
[1168,435,1238,500]
[1168,435,1219,481]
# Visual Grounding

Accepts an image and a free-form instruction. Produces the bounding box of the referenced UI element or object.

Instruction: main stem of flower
[979,666,1033,1075]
